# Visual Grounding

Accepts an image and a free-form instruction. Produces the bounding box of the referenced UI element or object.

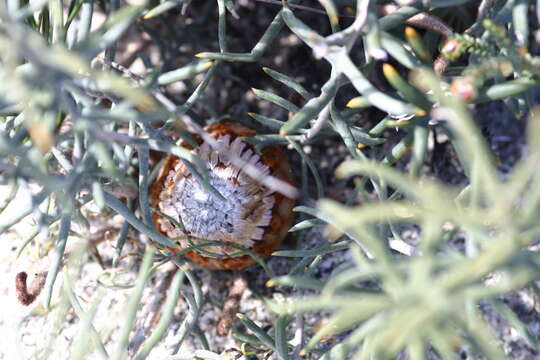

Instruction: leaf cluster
[2,0,540,359]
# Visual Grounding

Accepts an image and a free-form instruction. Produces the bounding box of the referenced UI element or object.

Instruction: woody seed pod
[150,123,295,270]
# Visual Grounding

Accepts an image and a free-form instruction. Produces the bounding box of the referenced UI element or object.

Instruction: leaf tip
[405,26,417,38]
[346,97,370,109]
[382,63,397,79]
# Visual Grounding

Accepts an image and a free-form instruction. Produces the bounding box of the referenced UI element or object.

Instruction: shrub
[1,0,540,358]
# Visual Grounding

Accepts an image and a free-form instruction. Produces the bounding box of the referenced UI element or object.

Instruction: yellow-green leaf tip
[346,97,367,108]
[382,63,397,78]
[405,26,417,39]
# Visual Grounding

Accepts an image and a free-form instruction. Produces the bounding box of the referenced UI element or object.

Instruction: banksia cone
[150,123,295,270]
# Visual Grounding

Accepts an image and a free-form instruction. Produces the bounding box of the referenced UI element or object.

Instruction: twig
[301,104,331,143]
[257,0,454,39]
[433,56,451,75]
[255,0,355,18]
[15,271,48,306]
[476,0,495,21]
[216,272,248,336]
[380,4,453,37]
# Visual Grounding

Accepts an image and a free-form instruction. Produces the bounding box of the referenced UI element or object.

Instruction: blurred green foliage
[2,0,540,358]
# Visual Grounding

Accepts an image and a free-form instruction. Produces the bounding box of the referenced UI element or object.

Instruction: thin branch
[255,0,355,18]
[15,271,47,306]
[380,4,453,37]
[216,273,248,336]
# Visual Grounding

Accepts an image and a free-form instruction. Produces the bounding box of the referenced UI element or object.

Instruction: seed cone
[150,122,295,270]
